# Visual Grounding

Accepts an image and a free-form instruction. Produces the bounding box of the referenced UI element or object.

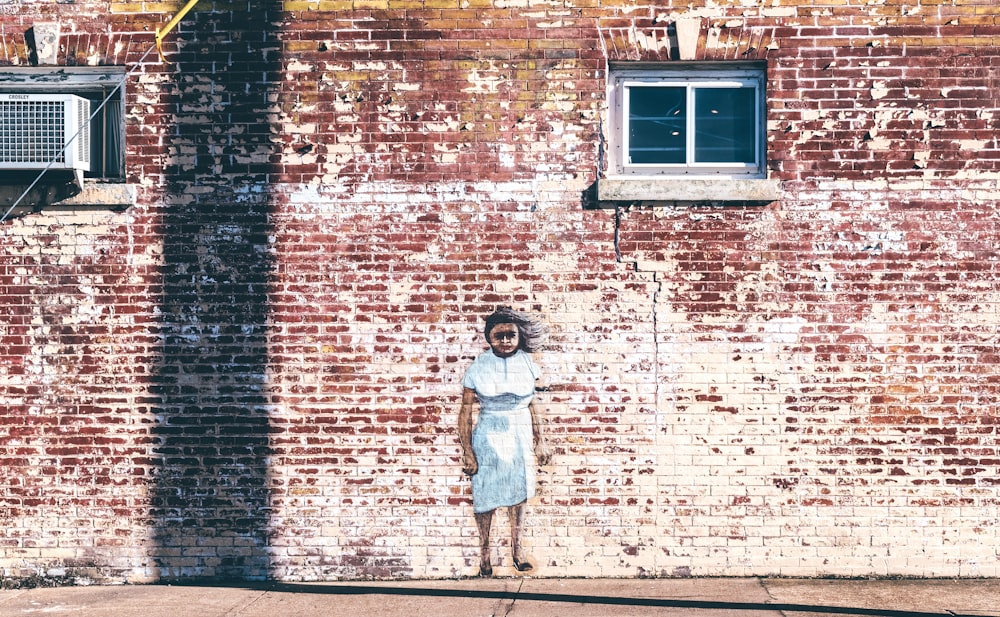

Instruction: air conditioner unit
[0,93,91,189]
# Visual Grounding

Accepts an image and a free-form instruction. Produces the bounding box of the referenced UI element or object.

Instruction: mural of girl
[458,307,551,577]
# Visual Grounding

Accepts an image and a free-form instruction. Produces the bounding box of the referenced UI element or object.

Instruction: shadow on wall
[150,5,280,580]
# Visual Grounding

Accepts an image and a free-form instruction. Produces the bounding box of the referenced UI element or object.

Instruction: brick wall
[0,0,999,582]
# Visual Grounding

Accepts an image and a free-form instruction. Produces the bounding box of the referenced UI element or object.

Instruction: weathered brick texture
[1,0,999,582]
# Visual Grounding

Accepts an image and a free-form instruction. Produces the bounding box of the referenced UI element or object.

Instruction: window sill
[0,180,136,218]
[56,181,137,208]
[596,176,780,204]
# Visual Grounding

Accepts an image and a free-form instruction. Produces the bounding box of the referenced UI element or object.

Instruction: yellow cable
[155,0,202,63]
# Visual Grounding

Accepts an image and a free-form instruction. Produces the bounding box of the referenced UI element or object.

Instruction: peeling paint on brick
[1,0,1000,584]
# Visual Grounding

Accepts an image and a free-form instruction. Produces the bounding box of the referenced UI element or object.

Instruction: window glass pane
[628,86,686,164]
[693,87,755,164]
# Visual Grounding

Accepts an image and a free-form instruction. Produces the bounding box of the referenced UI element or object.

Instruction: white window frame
[608,62,767,179]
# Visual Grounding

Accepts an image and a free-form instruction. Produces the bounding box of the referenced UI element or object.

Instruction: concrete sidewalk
[1,577,998,617]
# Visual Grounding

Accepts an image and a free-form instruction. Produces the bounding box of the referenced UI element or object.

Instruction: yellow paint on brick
[330,71,374,81]
[112,0,218,15]
[388,0,426,8]
[110,2,148,13]
[353,0,390,8]
[139,2,180,11]
[284,41,316,53]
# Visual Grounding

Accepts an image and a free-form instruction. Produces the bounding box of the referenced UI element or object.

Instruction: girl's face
[488,323,520,358]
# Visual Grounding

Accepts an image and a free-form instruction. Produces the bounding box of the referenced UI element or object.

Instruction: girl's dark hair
[483,306,547,353]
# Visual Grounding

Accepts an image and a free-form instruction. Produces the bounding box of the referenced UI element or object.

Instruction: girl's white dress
[462,349,540,514]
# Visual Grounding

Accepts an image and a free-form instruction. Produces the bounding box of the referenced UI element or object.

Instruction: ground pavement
[1,577,998,617]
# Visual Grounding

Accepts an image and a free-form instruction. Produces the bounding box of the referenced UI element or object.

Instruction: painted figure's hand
[536,445,552,466]
[462,452,479,476]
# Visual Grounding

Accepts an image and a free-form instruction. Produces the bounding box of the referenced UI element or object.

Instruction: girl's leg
[509,502,532,571]
[474,510,494,576]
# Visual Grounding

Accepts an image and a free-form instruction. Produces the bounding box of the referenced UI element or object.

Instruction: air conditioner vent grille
[0,94,91,172]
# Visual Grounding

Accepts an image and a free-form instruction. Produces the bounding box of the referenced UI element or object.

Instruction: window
[0,66,133,211]
[0,67,126,181]
[608,63,766,178]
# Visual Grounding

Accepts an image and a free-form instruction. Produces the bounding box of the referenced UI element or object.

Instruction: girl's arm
[458,387,478,475]
[529,397,551,465]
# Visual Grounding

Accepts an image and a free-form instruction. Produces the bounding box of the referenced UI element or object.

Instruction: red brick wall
[0,0,999,582]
